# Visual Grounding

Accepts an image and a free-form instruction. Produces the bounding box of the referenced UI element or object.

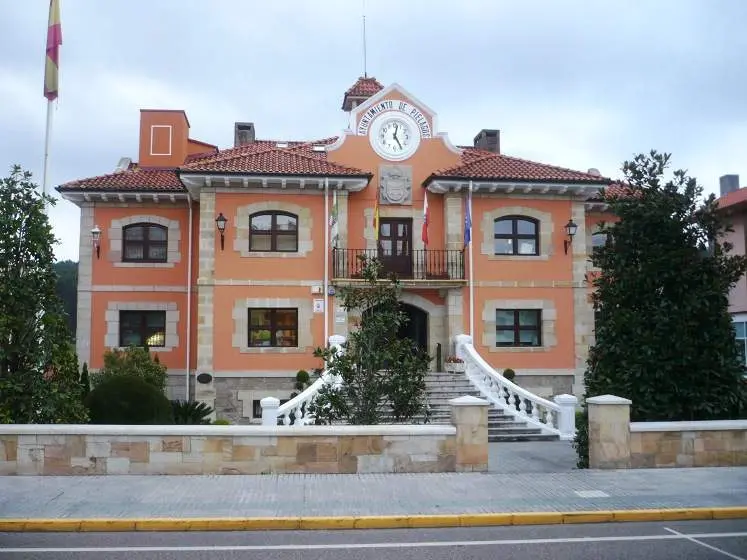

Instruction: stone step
[489,433,559,442]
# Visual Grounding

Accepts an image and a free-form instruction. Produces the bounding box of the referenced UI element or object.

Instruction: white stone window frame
[234,201,313,258]
[482,299,557,354]
[232,298,313,354]
[480,206,553,261]
[109,215,181,268]
[105,302,179,352]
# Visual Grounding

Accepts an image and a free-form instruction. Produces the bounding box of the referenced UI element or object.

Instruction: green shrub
[212,418,231,425]
[502,368,516,381]
[572,407,589,468]
[93,346,167,391]
[171,400,214,425]
[85,375,174,425]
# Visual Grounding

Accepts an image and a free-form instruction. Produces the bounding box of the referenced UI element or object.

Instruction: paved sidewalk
[1,466,745,519]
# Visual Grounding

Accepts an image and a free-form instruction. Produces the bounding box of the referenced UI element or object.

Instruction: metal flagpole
[41,100,53,213]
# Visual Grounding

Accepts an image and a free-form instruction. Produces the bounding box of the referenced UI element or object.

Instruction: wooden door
[378,218,413,277]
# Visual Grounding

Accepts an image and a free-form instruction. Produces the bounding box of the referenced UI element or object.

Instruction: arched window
[122,223,168,262]
[591,231,608,248]
[494,216,539,256]
[249,211,298,252]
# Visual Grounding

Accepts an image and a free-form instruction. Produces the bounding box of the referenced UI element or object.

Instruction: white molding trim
[350,82,439,134]
[150,125,173,156]
[0,423,457,437]
[427,179,606,197]
[435,132,463,155]
[211,371,300,378]
[631,420,747,432]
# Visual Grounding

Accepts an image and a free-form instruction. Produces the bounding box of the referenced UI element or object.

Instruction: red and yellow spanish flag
[44,0,62,101]
[373,197,380,241]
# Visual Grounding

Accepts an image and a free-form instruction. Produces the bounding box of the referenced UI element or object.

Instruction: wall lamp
[563,219,578,255]
[91,225,101,259]
[215,213,228,251]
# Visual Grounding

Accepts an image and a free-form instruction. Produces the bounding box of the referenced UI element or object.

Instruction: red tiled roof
[345,76,384,98]
[428,148,611,185]
[342,76,384,110]
[57,167,184,192]
[181,138,369,177]
[716,186,747,212]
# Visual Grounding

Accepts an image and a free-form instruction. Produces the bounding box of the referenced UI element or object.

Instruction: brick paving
[1,442,745,519]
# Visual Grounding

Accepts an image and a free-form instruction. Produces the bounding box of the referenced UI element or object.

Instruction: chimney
[474,129,500,154]
[234,122,255,147]
[720,174,740,197]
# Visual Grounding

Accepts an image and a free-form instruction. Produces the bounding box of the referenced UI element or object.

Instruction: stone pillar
[450,395,489,472]
[76,203,94,367]
[195,188,216,410]
[571,200,593,398]
[554,394,579,441]
[261,396,280,426]
[587,394,632,469]
[445,288,465,357]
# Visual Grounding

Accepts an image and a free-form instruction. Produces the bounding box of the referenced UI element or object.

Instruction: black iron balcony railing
[332,248,465,281]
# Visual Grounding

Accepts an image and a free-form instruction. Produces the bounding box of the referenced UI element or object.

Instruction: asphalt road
[1,519,746,559]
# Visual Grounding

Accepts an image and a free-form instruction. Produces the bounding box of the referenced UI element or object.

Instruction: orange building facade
[58,79,613,423]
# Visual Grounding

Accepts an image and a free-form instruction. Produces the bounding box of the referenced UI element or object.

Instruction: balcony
[332,248,466,286]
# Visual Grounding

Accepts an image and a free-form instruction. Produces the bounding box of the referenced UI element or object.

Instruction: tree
[79,362,91,400]
[575,151,747,466]
[54,260,78,339]
[0,165,87,423]
[310,257,430,424]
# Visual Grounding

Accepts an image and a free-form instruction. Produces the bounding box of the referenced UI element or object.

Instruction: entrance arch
[362,302,428,350]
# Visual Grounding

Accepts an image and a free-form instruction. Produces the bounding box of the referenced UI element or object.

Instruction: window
[494,216,539,255]
[248,308,298,347]
[249,211,298,252]
[734,321,747,367]
[119,311,166,347]
[122,223,168,262]
[496,309,542,347]
[591,231,607,248]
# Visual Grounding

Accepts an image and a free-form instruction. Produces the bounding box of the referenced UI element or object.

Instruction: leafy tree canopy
[0,165,87,423]
[311,257,430,424]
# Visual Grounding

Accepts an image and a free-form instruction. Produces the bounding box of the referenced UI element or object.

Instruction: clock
[369,112,421,161]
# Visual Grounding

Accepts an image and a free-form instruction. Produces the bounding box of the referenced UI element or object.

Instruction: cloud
[0,0,745,261]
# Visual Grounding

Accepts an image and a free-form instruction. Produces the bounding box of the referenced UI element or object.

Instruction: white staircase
[425,371,559,441]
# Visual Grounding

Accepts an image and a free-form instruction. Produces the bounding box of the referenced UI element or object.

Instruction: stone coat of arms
[379,165,412,205]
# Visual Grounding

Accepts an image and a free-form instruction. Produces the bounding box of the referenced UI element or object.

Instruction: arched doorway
[362,302,429,350]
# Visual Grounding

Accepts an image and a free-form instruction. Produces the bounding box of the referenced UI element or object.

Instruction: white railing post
[554,394,578,441]
[260,396,280,426]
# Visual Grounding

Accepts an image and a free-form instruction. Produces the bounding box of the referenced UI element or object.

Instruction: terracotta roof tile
[429,148,611,184]
[345,76,384,98]
[57,167,184,192]
[180,138,368,176]
[342,76,384,110]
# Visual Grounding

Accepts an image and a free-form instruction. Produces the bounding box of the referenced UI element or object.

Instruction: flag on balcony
[329,189,339,247]
[44,0,63,101]
[373,196,380,241]
[421,190,429,246]
[464,191,472,246]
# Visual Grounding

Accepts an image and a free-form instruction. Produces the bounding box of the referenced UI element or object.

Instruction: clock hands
[392,123,403,150]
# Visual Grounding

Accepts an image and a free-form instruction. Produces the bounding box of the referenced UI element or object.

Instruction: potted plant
[445,355,465,373]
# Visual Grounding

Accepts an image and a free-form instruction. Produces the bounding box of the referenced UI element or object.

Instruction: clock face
[369,112,421,161]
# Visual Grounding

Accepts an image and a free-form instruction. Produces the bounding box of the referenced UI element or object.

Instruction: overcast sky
[2,0,746,261]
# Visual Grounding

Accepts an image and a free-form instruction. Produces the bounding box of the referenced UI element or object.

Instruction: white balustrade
[261,335,346,426]
[454,334,578,440]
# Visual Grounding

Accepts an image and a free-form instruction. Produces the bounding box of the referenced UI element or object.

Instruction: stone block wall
[630,422,747,468]
[0,417,485,476]
[586,395,747,469]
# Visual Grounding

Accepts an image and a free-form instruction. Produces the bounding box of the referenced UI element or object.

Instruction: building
[58,78,615,422]
[715,174,747,364]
